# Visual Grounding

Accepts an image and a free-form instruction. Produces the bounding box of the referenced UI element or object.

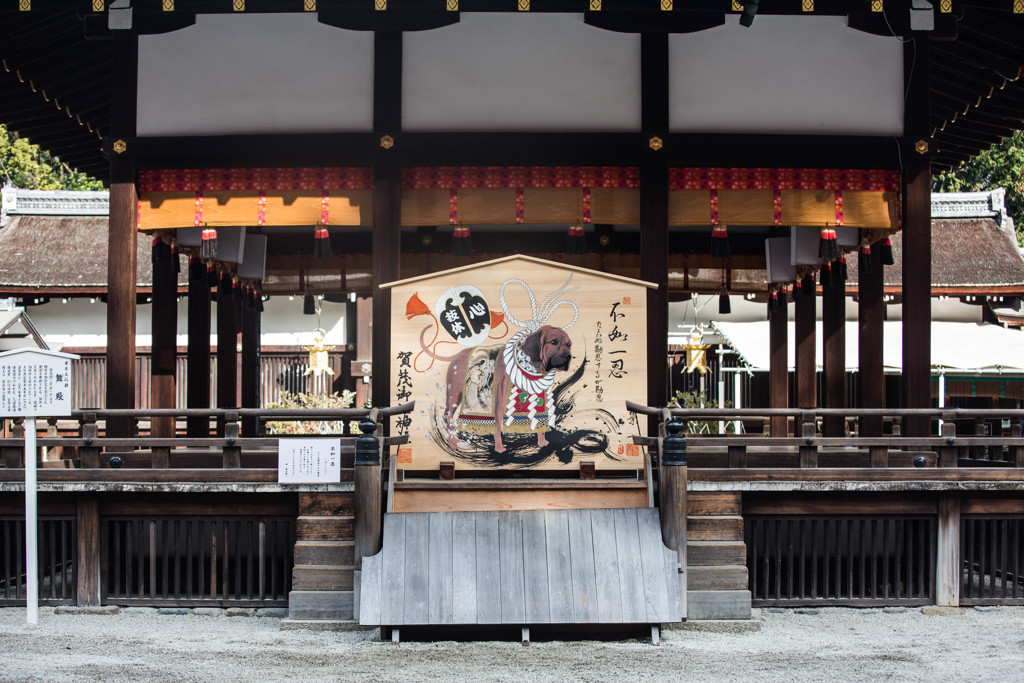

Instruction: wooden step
[292,564,355,591]
[298,492,354,516]
[294,540,355,567]
[688,492,741,516]
[296,515,354,541]
[688,564,749,591]
[687,515,744,542]
[687,540,746,566]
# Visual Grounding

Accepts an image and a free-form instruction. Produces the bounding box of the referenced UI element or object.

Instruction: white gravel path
[2,606,1023,682]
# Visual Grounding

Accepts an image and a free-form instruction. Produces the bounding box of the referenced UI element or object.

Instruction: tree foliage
[933,130,1024,246]
[0,124,103,193]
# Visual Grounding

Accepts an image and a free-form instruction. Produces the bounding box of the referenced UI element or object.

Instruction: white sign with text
[0,348,78,417]
[278,438,341,483]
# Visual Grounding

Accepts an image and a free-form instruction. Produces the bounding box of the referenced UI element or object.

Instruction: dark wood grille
[746,516,935,606]
[0,516,77,605]
[961,517,1024,606]
[102,516,294,607]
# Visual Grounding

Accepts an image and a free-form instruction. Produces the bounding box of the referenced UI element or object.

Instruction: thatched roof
[0,214,170,294]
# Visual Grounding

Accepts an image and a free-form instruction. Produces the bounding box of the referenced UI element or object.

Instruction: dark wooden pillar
[370,30,402,411]
[858,249,885,437]
[241,300,261,437]
[794,274,817,409]
[902,37,932,437]
[186,258,212,437]
[822,277,846,437]
[216,280,239,436]
[371,167,401,410]
[151,243,177,438]
[769,299,789,436]
[641,32,669,417]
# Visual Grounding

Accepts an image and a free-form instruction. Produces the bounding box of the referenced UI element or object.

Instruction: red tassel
[452,223,472,256]
[859,240,873,274]
[314,225,332,259]
[711,225,731,258]
[200,225,218,260]
[818,224,839,261]
[567,222,585,254]
[879,237,894,265]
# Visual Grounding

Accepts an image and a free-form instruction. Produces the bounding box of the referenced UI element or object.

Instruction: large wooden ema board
[383,255,655,474]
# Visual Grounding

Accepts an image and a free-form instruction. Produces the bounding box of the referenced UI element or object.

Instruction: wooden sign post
[0,348,79,625]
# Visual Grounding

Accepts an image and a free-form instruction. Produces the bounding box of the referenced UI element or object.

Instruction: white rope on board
[499,274,580,333]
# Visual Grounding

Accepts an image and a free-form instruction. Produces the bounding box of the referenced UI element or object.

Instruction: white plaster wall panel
[402,13,641,132]
[137,14,373,136]
[669,16,904,136]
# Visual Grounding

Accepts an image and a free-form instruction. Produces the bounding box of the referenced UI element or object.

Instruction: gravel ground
[2,606,1024,682]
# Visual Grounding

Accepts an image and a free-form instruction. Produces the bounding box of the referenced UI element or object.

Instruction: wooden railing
[626,403,1024,470]
[0,404,413,477]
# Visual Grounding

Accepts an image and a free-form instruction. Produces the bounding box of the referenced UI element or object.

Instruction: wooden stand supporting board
[359,508,682,628]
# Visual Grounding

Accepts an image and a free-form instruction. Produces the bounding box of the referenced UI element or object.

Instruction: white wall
[137,13,374,136]
[669,16,904,136]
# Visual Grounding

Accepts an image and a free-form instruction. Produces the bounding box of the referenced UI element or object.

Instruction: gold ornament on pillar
[304,329,336,378]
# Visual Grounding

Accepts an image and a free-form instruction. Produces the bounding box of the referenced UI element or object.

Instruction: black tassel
[303,292,316,315]
[152,236,170,263]
[837,256,848,283]
[451,224,472,256]
[879,237,894,266]
[778,286,787,308]
[710,225,731,258]
[768,288,779,313]
[859,242,873,274]
[245,286,255,310]
[718,285,731,315]
[314,225,332,259]
[792,279,802,302]
[818,225,839,261]
[200,225,218,260]
[256,293,265,313]
[819,263,831,288]
[567,222,586,254]
[232,278,243,303]
[171,243,181,274]
[206,262,218,288]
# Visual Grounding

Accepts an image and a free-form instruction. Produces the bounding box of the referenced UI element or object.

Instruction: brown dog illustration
[427,325,573,453]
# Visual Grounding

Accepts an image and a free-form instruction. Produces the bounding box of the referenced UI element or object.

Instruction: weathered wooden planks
[360,508,681,626]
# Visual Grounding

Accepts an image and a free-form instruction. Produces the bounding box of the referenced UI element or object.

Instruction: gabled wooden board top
[360,508,682,626]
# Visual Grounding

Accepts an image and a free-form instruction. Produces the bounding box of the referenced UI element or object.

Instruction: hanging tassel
[818,223,839,261]
[837,255,848,284]
[819,263,832,288]
[451,223,472,256]
[879,236,894,265]
[218,271,232,297]
[303,291,316,315]
[232,277,243,303]
[171,240,181,274]
[768,286,779,313]
[778,285,787,308]
[711,224,731,258]
[718,284,731,315]
[792,278,802,302]
[858,240,873,274]
[206,262,218,289]
[314,224,332,259]
[256,292,265,313]
[245,285,256,310]
[151,236,170,263]
[200,224,218,260]
[567,221,585,254]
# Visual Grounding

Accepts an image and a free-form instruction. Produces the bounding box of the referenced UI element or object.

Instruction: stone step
[686,589,752,620]
[288,589,353,621]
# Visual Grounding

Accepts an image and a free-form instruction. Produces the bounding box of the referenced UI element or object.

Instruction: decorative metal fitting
[112,139,127,154]
[914,139,929,155]
[649,136,664,151]
[380,135,395,150]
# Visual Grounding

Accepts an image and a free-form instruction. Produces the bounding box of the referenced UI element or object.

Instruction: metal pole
[24,416,37,625]
[734,371,743,434]
[938,372,945,436]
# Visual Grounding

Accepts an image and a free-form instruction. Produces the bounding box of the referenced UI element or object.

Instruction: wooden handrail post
[658,420,687,621]
[222,412,241,468]
[4,418,24,468]
[354,417,383,572]
[939,421,958,468]
[799,412,818,468]
[1011,421,1024,468]
[76,495,101,606]
[79,414,99,469]
[936,493,961,607]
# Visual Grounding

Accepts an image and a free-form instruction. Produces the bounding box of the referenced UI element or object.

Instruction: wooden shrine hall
[2,0,1024,632]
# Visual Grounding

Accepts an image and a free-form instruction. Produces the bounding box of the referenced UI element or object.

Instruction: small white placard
[278,438,341,483]
[0,348,79,417]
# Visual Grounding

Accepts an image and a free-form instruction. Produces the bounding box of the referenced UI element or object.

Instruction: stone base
[686,590,752,620]
[287,590,353,621]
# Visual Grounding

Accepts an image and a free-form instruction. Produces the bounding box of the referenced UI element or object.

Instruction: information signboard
[278,438,341,483]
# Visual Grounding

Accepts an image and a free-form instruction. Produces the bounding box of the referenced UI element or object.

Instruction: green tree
[0,123,102,193]
[933,130,1024,246]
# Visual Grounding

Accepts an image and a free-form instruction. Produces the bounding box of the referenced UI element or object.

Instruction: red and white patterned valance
[138,167,374,192]
[670,168,899,192]
[403,166,640,190]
